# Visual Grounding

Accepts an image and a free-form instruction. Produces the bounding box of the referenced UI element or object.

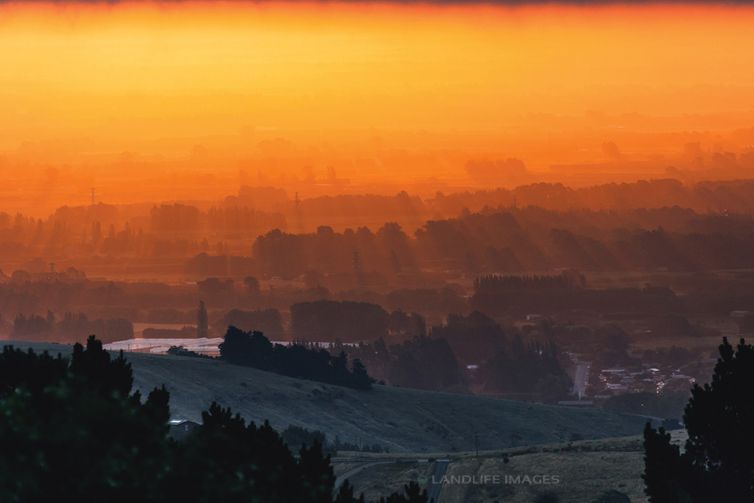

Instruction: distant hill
[9,341,648,453]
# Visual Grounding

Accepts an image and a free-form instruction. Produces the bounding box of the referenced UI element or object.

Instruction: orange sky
[2,2,754,211]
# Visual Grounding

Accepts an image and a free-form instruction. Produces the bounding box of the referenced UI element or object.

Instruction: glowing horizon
[2,2,754,214]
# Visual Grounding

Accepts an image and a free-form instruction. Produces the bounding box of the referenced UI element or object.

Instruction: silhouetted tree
[351,359,373,389]
[299,440,336,503]
[197,300,209,338]
[219,327,374,389]
[388,311,426,340]
[281,424,327,452]
[0,336,170,503]
[480,339,571,400]
[0,336,419,503]
[220,326,273,369]
[0,345,67,398]
[592,490,630,503]
[643,337,754,502]
[378,482,427,503]
[431,311,506,364]
[533,492,560,503]
[243,276,260,295]
[336,481,366,503]
[388,336,466,392]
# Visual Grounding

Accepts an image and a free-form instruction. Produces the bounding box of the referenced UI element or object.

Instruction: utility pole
[91,188,96,206]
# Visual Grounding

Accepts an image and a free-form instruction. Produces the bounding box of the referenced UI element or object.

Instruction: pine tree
[644,337,754,502]
[336,481,366,503]
[351,359,374,389]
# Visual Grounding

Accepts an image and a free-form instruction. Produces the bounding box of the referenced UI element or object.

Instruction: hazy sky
[3,3,754,139]
[2,2,754,211]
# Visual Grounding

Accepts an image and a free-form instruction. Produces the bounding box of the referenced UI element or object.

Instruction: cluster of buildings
[591,365,696,397]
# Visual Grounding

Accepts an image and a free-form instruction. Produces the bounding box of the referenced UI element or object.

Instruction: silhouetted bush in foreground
[0,337,420,503]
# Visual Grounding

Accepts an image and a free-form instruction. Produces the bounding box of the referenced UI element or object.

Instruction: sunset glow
[2,2,754,212]
[6,5,754,499]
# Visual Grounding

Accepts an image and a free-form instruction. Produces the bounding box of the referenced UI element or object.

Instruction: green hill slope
[8,342,648,453]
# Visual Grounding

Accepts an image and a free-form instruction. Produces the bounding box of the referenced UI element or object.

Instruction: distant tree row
[473,271,586,294]
[219,327,374,390]
[291,300,389,343]
[289,300,427,343]
[12,311,133,343]
[252,222,416,279]
[346,311,572,400]
[13,181,754,270]
[479,338,572,401]
[347,336,467,393]
[472,284,681,317]
[431,311,506,364]
[151,203,285,237]
[280,425,388,455]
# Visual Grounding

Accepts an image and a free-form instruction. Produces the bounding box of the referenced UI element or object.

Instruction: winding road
[427,459,450,503]
[573,362,591,399]
[334,457,450,502]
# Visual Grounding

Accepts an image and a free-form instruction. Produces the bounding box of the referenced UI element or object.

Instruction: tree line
[12,311,133,343]
[281,425,388,455]
[219,326,374,390]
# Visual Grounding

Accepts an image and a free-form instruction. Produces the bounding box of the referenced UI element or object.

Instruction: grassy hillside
[9,341,648,453]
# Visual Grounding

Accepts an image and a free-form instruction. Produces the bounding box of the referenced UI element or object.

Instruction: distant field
[9,341,649,453]
[630,333,725,353]
[337,432,687,503]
